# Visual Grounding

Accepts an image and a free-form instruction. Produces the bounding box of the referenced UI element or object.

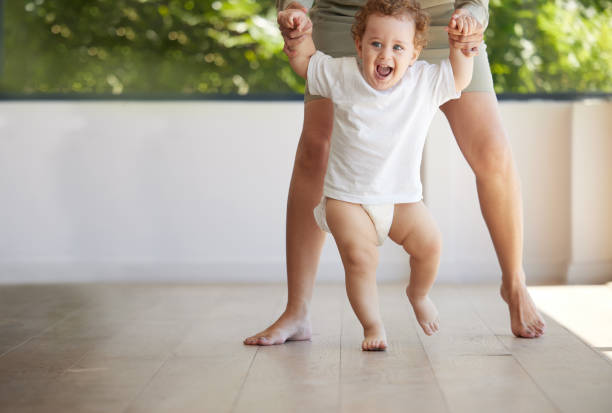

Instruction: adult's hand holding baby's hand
[277,2,313,57]
[446,9,484,57]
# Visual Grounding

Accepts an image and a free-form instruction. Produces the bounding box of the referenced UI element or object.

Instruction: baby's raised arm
[277,9,316,78]
[447,10,482,92]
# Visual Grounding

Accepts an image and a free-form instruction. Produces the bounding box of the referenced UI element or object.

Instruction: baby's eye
[393,44,403,51]
[371,41,382,48]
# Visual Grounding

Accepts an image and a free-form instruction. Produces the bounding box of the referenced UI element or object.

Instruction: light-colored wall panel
[568,100,612,283]
[424,102,572,284]
[0,100,609,284]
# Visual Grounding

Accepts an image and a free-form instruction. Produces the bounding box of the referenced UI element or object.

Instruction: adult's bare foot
[500,277,546,338]
[243,310,312,346]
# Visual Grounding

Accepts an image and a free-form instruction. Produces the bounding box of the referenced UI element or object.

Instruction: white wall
[568,101,612,283]
[0,100,610,284]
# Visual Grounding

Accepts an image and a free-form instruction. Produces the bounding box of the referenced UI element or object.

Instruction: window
[1,0,610,98]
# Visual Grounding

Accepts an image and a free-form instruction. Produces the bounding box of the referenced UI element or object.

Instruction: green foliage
[1,0,610,95]
[487,0,612,93]
[1,0,299,95]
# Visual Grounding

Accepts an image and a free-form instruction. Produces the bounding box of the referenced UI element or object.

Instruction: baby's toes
[432,320,440,333]
[420,322,433,336]
[373,340,385,351]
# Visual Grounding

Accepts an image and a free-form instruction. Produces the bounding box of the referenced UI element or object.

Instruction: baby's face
[355,13,420,91]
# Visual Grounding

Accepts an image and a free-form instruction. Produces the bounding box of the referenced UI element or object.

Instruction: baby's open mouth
[376,64,393,77]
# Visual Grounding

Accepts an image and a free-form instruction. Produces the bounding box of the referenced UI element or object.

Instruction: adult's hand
[446,8,484,57]
[278,2,313,57]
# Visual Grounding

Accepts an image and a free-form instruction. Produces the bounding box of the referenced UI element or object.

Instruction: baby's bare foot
[500,279,546,338]
[243,310,312,346]
[362,324,387,351]
[406,288,439,336]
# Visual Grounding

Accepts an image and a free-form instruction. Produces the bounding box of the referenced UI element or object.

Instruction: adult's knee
[295,128,331,172]
[470,135,514,181]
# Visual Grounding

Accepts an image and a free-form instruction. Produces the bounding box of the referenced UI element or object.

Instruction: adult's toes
[244,337,257,345]
[513,326,532,338]
[257,336,274,345]
[522,328,536,338]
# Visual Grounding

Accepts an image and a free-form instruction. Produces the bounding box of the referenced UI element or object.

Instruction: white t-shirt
[307,50,460,204]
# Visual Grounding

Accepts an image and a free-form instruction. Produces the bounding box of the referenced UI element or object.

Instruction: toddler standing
[277,0,480,350]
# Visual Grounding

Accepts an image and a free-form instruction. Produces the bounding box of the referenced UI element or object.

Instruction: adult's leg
[440,92,545,338]
[244,98,333,345]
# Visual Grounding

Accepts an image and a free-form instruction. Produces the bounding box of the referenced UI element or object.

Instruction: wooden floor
[1,283,611,413]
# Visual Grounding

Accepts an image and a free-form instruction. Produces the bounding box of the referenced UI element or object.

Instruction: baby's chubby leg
[325,198,387,351]
[389,202,442,336]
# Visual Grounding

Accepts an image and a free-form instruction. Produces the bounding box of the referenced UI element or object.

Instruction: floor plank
[233,284,343,413]
[125,284,284,413]
[0,284,226,413]
[424,286,557,413]
[528,285,612,349]
[339,284,448,413]
[468,285,612,413]
[0,284,88,356]
[0,283,610,413]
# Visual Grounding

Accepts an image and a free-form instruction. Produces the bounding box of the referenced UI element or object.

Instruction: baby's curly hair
[351,0,430,51]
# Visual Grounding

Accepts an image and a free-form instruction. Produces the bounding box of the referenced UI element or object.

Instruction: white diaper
[313,197,394,246]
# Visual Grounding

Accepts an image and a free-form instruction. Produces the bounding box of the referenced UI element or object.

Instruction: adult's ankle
[501,270,527,289]
[285,302,310,318]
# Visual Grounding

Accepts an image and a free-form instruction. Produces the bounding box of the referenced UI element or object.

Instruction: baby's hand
[448,9,482,36]
[277,7,312,57]
[446,9,484,57]
[278,9,310,33]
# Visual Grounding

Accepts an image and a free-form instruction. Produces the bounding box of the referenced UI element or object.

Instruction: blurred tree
[0,0,610,95]
[487,0,612,93]
[0,0,299,95]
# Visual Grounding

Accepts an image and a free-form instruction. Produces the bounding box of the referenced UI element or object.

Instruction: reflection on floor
[0,283,611,412]
[529,282,612,360]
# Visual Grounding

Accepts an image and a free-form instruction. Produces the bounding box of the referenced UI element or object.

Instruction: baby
[278,0,479,350]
